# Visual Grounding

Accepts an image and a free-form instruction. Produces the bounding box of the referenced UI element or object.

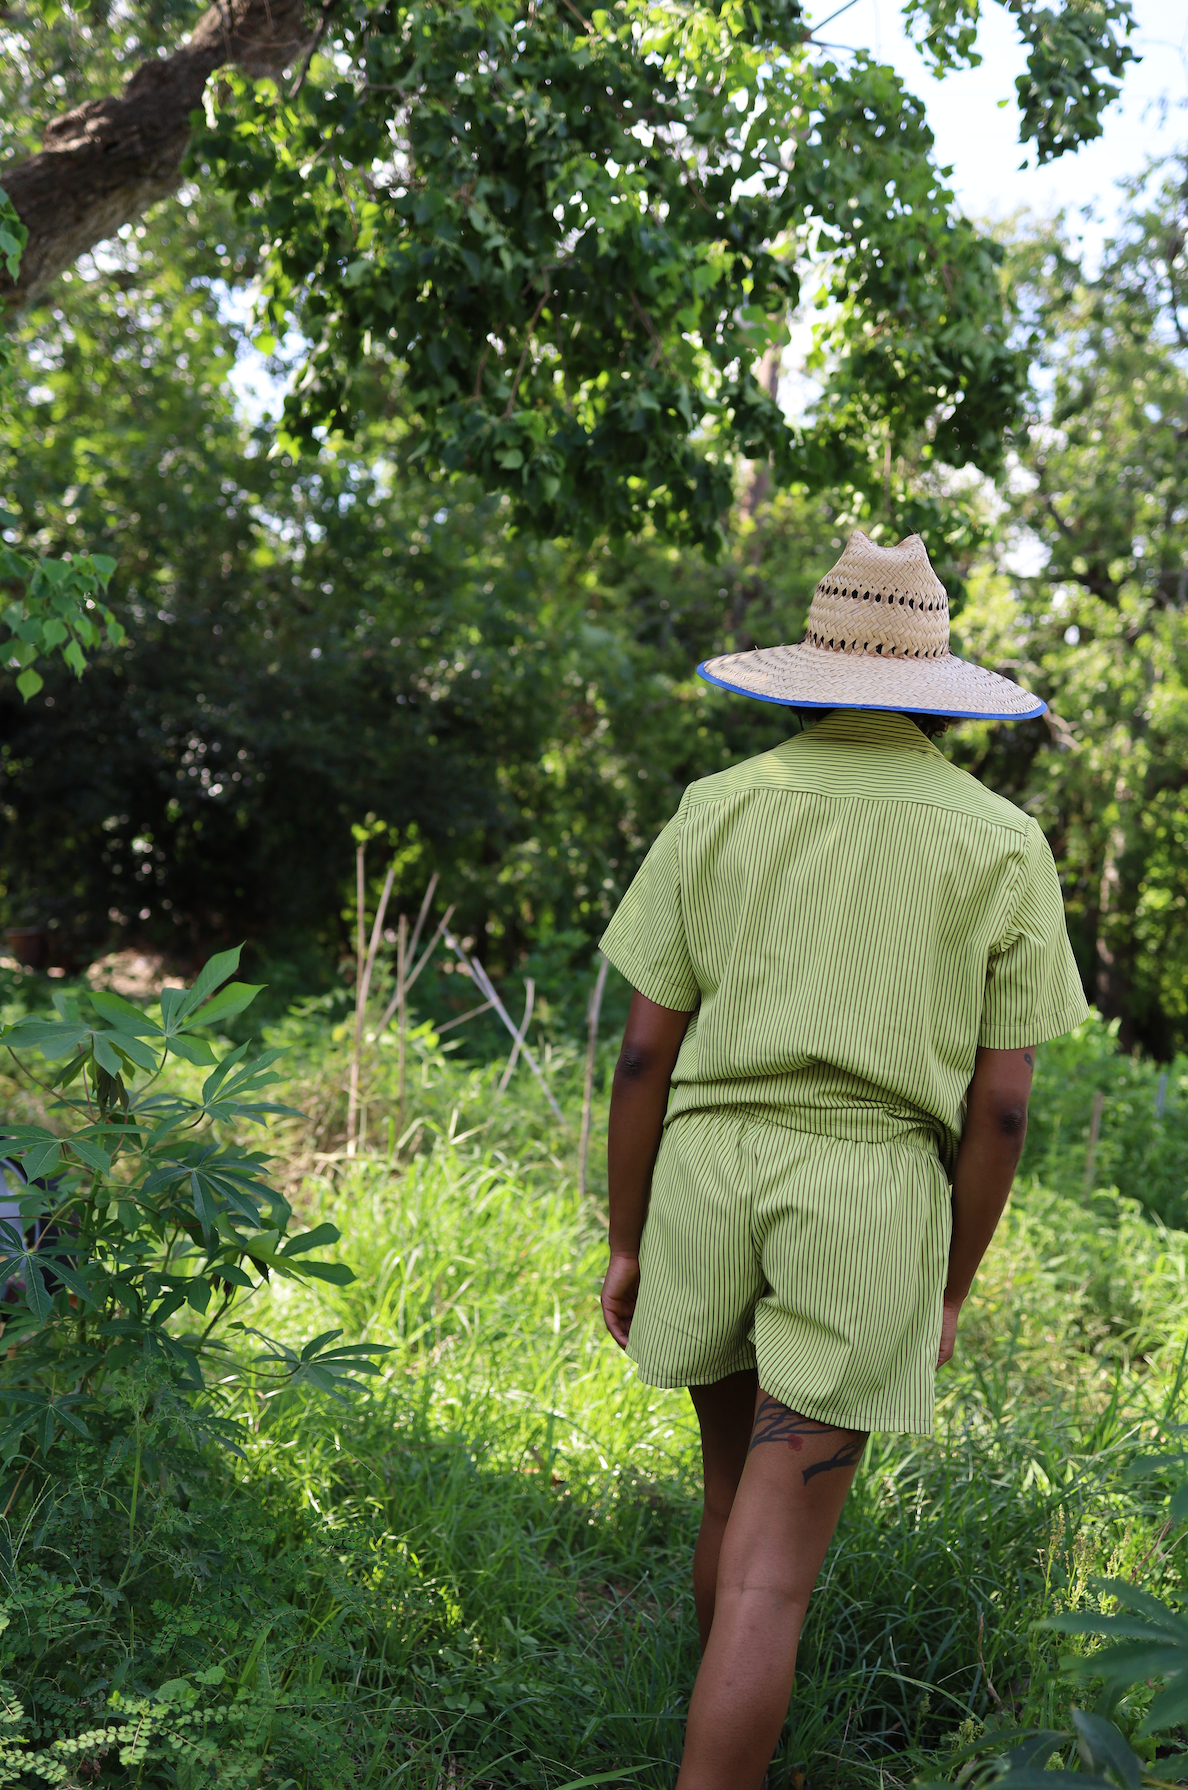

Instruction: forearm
[930,1046,1034,1370]
[946,1115,1027,1302]
[606,1069,672,1256]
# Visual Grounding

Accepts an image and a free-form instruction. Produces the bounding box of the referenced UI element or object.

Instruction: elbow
[614,1044,659,1086]
[992,1102,1029,1146]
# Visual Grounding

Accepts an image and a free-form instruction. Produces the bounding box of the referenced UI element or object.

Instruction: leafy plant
[0,180,123,701]
[0,947,385,1491]
[197,0,1026,549]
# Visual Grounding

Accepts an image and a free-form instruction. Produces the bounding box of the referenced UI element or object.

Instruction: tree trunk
[0,0,312,315]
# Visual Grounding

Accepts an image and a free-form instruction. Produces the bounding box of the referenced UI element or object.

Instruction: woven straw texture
[699,530,1045,721]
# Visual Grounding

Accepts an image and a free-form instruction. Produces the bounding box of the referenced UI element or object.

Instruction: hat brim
[698,642,1046,723]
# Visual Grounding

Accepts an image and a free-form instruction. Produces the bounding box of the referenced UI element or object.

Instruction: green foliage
[0,1005,1185,1786]
[942,159,1188,1054]
[0,947,383,1478]
[0,183,123,700]
[194,0,1026,549]
[1019,1016,1188,1229]
[904,0,1135,160]
[0,539,123,700]
[0,187,1002,975]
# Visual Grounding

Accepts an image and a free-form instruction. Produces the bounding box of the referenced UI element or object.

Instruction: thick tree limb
[0,0,312,315]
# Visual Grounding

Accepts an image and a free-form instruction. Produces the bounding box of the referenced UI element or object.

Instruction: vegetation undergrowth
[4,988,1188,1786]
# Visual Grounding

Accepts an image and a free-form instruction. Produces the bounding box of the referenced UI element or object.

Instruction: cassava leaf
[174,947,243,1022]
[185,982,265,1029]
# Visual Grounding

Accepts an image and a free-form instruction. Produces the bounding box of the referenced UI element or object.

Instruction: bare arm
[600,990,693,1348]
[939,1045,1035,1366]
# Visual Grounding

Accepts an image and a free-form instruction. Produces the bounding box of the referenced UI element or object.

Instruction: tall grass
[7,1000,1188,1787]
[227,1105,1188,1788]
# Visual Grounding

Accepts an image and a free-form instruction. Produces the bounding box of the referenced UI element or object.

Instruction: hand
[601,1252,641,1349]
[937,1293,963,1368]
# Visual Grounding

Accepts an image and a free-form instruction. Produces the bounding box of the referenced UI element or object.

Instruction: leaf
[552,1772,649,1790]
[995,1774,1108,1790]
[107,1033,160,1074]
[1140,1678,1188,1736]
[185,1278,212,1314]
[89,992,163,1037]
[22,1262,52,1323]
[1005,1734,1068,1772]
[185,982,265,1029]
[18,1141,60,1182]
[68,1139,112,1173]
[166,1035,218,1065]
[1,1018,89,1055]
[280,1222,341,1257]
[48,1259,98,1308]
[201,1043,249,1102]
[173,947,244,1023]
[1069,1710,1142,1789]
[90,1033,124,1077]
[295,1261,356,1285]
[15,669,42,701]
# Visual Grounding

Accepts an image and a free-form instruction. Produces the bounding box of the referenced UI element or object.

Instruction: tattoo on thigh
[748,1396,868,1484]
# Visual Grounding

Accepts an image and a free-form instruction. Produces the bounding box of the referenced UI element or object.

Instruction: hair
[792,707,955,739]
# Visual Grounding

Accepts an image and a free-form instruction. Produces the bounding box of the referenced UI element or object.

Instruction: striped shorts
[625,1107,952,1436]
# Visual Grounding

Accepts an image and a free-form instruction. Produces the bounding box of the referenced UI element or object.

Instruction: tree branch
[0,0,314,315]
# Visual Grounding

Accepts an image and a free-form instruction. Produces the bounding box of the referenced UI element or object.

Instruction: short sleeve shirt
[599,708,1087,1167]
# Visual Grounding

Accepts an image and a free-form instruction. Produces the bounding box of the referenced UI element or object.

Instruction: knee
[702,1478,741,1525]
[721,1574,811,1624]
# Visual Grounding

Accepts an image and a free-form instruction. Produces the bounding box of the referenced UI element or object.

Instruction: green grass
[9,1016,1188,1788]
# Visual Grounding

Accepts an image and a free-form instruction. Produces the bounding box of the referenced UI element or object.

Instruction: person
[596,531,1088,1790]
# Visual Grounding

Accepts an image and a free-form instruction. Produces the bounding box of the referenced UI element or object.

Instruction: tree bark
[0,0,312,315]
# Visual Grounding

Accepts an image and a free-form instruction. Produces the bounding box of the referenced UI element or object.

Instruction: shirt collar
[799,708,943,755]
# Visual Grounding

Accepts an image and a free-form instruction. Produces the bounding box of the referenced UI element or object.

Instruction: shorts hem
[755,1377,936,1438]
[625,1331,935,1437]
[626,1336,757,1391]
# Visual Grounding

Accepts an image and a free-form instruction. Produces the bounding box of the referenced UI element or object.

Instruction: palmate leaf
[0,1391,91,1454]
[241,1327,390,1401]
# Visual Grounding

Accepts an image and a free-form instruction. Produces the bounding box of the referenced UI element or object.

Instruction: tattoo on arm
[748,1396,868,1484]
[1023,1051,1034,1068]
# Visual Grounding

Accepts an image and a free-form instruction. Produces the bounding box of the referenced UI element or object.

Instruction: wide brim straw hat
[698,530,1045,722]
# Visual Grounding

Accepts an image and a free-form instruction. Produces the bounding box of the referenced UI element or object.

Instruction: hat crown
[804,531,950,661]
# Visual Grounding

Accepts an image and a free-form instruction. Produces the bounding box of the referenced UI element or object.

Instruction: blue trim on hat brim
[695,662,1047,723]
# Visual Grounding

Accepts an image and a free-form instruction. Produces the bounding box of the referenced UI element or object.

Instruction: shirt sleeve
[979,818,1089,1049]
[599,799,700,1012]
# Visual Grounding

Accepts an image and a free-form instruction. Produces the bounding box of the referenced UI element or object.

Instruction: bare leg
[676,1389,867,1790]
[688,1369,759,1649]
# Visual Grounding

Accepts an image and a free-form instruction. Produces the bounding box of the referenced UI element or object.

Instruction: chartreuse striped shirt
[600,708,1087,1171]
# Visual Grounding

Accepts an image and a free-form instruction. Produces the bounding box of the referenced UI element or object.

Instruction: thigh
[690,1368,759,1512]
[717,1387,867,1603]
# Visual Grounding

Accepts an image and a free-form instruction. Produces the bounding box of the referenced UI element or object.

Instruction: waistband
[664,1091,949,1165]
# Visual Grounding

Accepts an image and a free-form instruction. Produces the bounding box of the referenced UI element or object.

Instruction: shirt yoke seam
[684,781,1032,838]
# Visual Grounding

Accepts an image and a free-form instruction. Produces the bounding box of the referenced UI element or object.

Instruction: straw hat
[698,531,1045,721]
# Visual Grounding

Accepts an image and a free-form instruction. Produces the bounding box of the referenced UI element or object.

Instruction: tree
[952,159,1188,1055]
[2,0,1136,556]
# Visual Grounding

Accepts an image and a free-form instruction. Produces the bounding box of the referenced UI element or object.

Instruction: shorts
[625,1107,952,1436]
